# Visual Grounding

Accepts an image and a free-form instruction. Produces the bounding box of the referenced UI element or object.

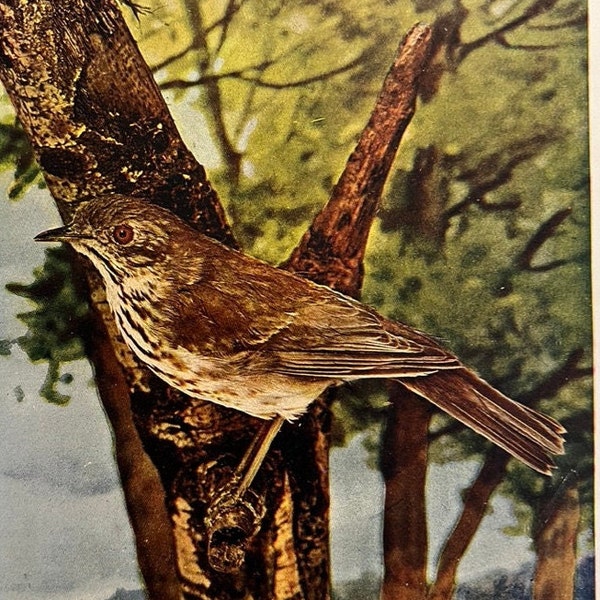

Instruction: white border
[589,1,598,594]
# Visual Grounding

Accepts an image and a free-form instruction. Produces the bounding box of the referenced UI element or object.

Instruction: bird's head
[34,195,189,277]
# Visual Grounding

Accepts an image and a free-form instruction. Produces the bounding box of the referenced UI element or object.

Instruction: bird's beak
[34,224,81,243]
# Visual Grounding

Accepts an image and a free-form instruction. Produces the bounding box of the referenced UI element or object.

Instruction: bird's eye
[112,224,134,245]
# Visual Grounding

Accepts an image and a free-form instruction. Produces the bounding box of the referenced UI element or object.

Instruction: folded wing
[262,291,565,474]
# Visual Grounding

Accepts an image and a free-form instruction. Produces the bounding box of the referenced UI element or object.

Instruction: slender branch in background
[397,131,562,255]
[420,0,584,101]
[528,14,588,30]
[151,44,196,73]
[226,54,367,89]
[514,207,573,272]
[208,0,247,53]
[494,35,562,51]
[232,79,262,143]
[158,55,363,91]
[427,447,511,600]
[518,348,590,404]
[182,0,243,184]
[457,0,560,62]
[158,62,274,89]
[445,132,559,220]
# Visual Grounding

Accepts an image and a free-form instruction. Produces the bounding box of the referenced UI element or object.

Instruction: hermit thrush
[35,195,565,489]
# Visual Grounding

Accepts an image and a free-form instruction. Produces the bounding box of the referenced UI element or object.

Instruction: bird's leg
[204,418,285,572]
[231,416,285,500]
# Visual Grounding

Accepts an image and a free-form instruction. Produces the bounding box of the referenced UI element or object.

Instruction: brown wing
[168,238,460,376]
[262,290,461,378]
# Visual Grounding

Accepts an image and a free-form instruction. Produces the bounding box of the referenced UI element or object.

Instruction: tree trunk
[400,145,450,256]
[533,478,580,600]
[380,385,431,600]
[0,1,433,598]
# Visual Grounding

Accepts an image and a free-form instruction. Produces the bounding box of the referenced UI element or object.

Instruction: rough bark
[0,2,221,597]
[284,23,433,297]
[0,2,433,599]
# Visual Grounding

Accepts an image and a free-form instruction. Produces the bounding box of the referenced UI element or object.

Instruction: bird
[35,194,565,494]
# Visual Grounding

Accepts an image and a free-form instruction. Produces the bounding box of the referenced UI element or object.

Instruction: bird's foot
[204,474,266,573]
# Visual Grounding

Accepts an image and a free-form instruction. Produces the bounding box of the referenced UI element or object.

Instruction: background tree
[0,0,591,599]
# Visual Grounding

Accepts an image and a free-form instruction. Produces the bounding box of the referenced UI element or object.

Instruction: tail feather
[400,368,565,475]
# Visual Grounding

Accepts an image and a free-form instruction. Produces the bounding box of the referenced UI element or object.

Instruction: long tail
[399,368,566,474]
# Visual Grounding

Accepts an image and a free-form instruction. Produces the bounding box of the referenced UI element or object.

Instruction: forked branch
[285,23,433,295]
[515,207,573,272]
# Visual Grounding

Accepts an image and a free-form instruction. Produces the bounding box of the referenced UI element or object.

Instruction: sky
[0,182,545,599]
[0,187,142,600]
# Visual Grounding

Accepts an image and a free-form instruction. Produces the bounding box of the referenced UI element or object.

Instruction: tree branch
[159,55,362,91]
[428,446,510,600]
[533,476,580,599]
[494,33,562,51]
[151,43,196,73]
[517,347,588,404]
[528,13,588,30]
[445,132,559,220]
[119,0,152,20]
[207,0,248,54]
[514,207,573,272]
[457,0,560,62]
[381,385,431,600]
[284,22,434,295]
[182,0,243,184]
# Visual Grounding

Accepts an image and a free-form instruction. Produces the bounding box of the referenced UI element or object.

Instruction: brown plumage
[35,195,565,475]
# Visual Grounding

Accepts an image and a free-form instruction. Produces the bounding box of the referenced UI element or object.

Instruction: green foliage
[0,118,42,199]
[3,245,89,404]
